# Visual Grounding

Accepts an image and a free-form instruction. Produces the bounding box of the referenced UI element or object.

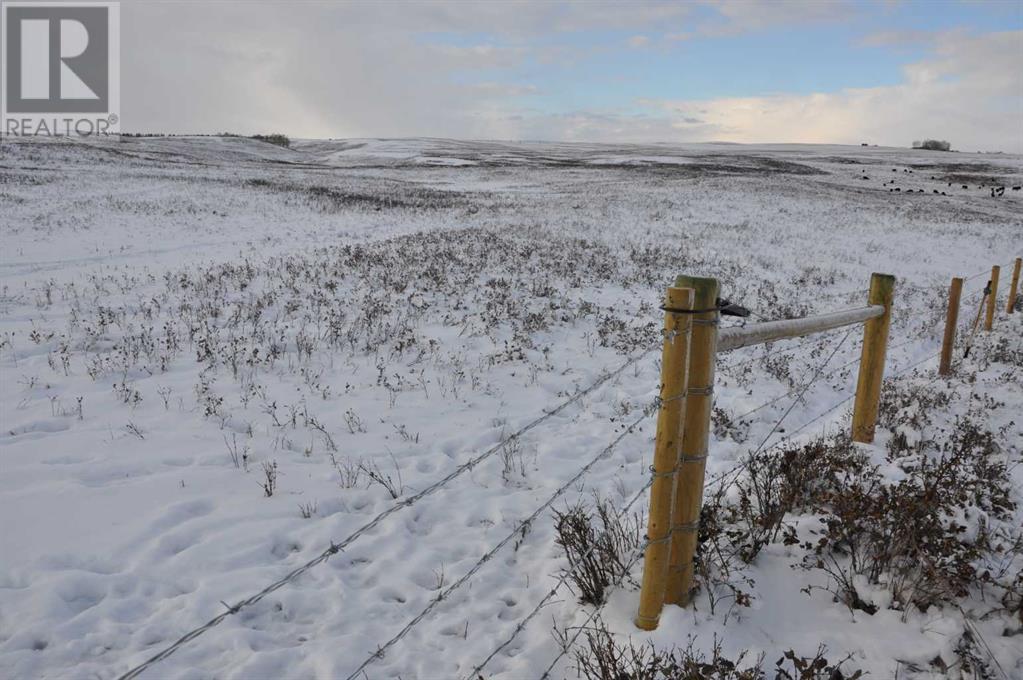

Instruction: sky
[119,0,1023,151]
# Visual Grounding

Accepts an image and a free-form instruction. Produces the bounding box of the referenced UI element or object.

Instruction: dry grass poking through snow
[0,137,1020,679]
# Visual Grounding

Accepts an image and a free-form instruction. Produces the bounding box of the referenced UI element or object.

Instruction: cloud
[693,0,857,37]
[858,29,943,48]
[115,1,1022,152]
[636,31,1023,151]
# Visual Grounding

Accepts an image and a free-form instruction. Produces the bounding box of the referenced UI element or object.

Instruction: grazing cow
[962,185,968,190]
[895,187,901,192]
[996,186,1005,196]
[1013,186,1021,191]
[941,192,947,196]
[933,190,939,194]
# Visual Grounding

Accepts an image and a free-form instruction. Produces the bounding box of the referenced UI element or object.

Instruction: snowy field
[1,136,1021,679]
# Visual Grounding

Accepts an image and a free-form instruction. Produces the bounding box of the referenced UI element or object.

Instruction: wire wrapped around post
[665,275,719,606]
[635,286,694,630]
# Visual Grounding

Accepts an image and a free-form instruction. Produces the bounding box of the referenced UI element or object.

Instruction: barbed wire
[344,398,660,680]
[472,310,948,677]
[468,480,650,674]
[468,454,675,674]
[116,346,658,680]
[723,324,857,373]
[539,342,953,680]
[743,328,853,457]
[707,330,856,495]
[538,528,650,680]
[707,344,943,498]
[541,425,841,679]
[117,265,1015,679]
[810,259,1015,305]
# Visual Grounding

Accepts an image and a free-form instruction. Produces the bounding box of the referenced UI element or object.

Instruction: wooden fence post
[984,265,1000,331]
[1007,258,1021,314]
[635,286,694,631]
[664,275,719,606]
[851,273,895,444]
[939,277,963,377]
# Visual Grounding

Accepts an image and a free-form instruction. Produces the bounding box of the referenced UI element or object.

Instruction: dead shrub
[802,416,1016,614]
[553,495,642,606]
[564,620,863,680]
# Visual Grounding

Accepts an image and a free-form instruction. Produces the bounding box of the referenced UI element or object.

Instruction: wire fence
[475,290,982,678]
[343,398,660,680]
[117,259,1019,680]
[116,344,658,680]
[535,342,955,680]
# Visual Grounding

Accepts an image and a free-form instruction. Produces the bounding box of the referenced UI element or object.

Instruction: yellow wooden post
[635,286,694,631]
[1006,258,1021,314]
[665,275,718,606]
[938,277,963,377]
[984,265,1000,330]
[851,273,895,444]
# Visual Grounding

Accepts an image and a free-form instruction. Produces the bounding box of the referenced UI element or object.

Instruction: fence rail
[718,304,884,353]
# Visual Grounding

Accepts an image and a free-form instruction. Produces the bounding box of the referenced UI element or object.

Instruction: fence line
[471,326,855,676]
[468,476,654,677]
[116,344,658,680]
[459,263,1017,673]
[117,257,1020,679]
[344,399,660,680]
[539,342,953,679]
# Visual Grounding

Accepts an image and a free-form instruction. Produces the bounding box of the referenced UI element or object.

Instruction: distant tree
[251,133,290,148]
[912,139,951,151]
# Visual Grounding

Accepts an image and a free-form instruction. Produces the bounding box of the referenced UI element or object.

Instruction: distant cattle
[1013,186,1021,191]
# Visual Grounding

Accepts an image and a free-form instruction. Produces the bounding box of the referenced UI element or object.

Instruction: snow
[0,135,1021,679]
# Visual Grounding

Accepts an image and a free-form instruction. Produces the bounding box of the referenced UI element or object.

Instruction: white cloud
[116,1,1022,152]
[693,0,857,37]
[635,31,1023,152]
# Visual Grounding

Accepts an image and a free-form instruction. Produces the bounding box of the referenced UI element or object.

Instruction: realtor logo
[2,1,119,136]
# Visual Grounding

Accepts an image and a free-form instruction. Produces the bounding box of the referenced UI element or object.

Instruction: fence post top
[673,275,719,296]
[664,286,695,303]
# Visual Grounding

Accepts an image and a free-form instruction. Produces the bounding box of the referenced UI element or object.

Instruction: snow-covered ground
[1,136,1021,679]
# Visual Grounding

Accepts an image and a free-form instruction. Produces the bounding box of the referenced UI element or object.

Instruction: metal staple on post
[665,275,719,606]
